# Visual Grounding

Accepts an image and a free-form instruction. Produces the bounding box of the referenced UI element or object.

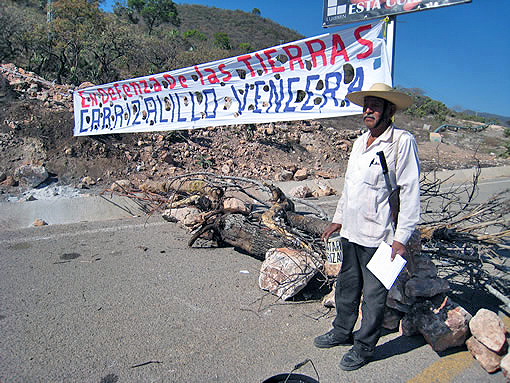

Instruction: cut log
[285,211,329,237]
[217,213,295,259]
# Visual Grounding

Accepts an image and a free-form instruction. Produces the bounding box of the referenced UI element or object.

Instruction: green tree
[213,32,231,50]
[85,19,136,83]
[0,4,21,61]
[184,29,206,41]
[48,0,105,83]
[251,7,261,16]
[125,0,180,35]
[239,42,252,52]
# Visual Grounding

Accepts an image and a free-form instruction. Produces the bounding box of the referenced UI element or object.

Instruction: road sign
[323,0,471,27]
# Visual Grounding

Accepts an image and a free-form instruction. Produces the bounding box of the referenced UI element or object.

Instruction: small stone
[288,185,312,198]
[161,206,202,228]
[33,219,47,227]
[81,176,96,186]
[284,164,298,174]
[466,336,502,373]
[312,180,335,197]
[469,309,507,353]
[293,168,308,181]
[278,169,294,181]
[299,132,316,146]
[221,164,230,174]
[37,91,49,101]
[111,179,132,191]
[321,285,335,308]
[223,197,251,214]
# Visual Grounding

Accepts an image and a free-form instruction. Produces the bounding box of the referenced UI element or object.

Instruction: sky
[102,0,509,117]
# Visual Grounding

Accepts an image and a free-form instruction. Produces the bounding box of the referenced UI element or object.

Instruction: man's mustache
[363,114,376,120]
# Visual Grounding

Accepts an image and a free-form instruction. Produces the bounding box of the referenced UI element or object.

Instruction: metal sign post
[385,16,396,83]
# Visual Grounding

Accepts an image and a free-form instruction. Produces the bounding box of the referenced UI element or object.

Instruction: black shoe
[313,330,353,348]
[339,348,371,371]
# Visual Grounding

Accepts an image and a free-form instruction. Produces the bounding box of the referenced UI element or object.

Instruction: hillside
[1,1,509,197]
[0,0,303,86]
[175,4,303,50]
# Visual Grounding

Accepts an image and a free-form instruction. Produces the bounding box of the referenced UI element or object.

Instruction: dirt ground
[1,64,509,197]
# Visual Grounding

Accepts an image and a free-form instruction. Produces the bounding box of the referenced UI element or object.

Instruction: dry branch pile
[103,165,510,307]
[104,172,334,299]
[418,167,510,306]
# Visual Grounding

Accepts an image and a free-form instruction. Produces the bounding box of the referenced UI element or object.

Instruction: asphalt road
[1,169,509,382]
[1,214,508,382]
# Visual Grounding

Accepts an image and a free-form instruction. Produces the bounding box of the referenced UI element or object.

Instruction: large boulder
[405,277,450,298]
[466,336,502,373]
[413,296,472,352]
[412,255,438,279]
[259,248,319,300]
[162,206,204,228]
[469,309,507,353]
[383,306,403,331]
[14,164,48,187]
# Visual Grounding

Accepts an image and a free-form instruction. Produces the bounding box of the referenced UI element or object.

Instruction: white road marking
[0,221,169,245]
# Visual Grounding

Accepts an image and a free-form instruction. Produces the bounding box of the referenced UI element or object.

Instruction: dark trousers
[332,238,388,358]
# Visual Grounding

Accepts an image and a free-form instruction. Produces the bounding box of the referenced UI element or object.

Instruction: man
[314,83,421,371]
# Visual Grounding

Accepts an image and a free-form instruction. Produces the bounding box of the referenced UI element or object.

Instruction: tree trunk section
[286,211,329,237]
[218,213,294,259]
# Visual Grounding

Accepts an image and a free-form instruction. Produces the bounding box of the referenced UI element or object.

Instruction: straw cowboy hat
[346,83,413,111]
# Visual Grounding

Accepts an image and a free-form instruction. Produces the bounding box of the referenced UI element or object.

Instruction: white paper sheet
[366,241,407,290]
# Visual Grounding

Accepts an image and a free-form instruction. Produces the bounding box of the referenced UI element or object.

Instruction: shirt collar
[364,124,395,149]
[377,124,395,143]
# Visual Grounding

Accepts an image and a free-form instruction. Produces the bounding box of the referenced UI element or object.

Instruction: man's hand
[321,223,342,242]
[392,240,415,275]
[391,240,406,261]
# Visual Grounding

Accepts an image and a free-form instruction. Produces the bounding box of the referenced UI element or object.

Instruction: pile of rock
[467,308,509,375]
[383,231,473,352]
[0,63,73,110]
[319,230,510,377]
[288,179,337,199]
[321,230,474,353]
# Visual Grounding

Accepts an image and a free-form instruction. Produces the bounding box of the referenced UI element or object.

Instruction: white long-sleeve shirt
[332,125,421,247]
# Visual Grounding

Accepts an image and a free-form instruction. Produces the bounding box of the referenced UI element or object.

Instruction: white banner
[73,20,390,136]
